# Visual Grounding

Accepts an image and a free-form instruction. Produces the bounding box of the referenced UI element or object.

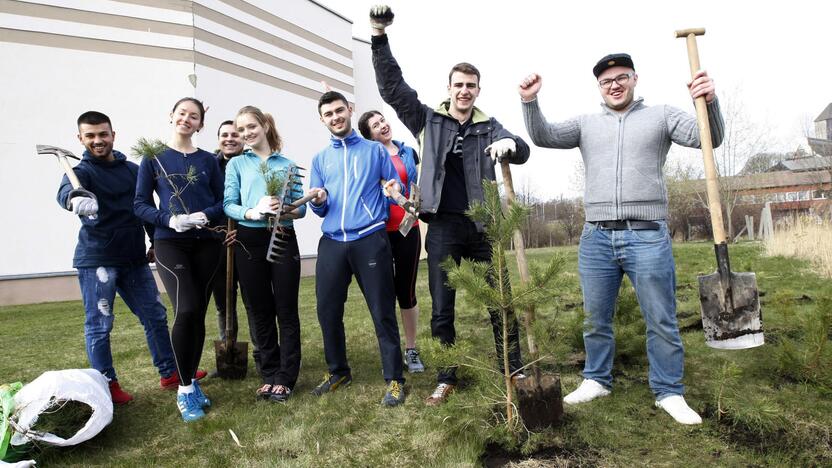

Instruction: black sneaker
[381,380,405,407]
[311,374,352,396]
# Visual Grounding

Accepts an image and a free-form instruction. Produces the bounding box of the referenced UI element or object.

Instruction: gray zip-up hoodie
[522,97,724,221]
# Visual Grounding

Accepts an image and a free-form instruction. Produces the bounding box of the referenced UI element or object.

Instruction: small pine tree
[444,181,566,429]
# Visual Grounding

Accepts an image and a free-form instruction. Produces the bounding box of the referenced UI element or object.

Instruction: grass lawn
[1,242,831,466]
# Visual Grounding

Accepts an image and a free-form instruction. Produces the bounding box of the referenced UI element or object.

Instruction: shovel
[676,28,763,350]
[214,218,249,379]
[500,159,563,430]
[36,145,97,221]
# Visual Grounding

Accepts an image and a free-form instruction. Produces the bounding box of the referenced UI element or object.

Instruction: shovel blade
[698,270,763,349]
[515,372,564,431]
[214,339,249,379]
[398,214,416,237]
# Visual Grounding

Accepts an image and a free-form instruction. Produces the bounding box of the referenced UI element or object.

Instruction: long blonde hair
[236,105,282,153]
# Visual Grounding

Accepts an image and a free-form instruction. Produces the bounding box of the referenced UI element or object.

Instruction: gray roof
[767,154,832,172]
[815,103,832,122]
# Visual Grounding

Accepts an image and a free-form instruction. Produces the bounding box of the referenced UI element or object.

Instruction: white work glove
[168,214,196,233]
[70,197,98,216]
[246,196,276,221]
[188,212,208,229]
[485,138,517,162]
[369,5,394,30]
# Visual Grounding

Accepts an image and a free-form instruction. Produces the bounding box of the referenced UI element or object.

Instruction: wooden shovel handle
[225,218,235,346]
[500,160,538,360]
[679,29,727,244]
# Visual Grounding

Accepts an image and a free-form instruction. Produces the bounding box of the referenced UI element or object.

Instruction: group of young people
[56,5,724,426]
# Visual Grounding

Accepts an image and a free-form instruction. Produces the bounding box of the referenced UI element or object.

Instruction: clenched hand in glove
[70,197,98,216]
[484,138,516,163]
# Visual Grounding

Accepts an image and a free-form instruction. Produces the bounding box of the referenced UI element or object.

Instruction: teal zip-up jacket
[223,149,306,228]
[309,130,401,242]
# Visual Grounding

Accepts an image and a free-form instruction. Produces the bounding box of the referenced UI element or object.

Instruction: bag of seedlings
[9,370,112,449]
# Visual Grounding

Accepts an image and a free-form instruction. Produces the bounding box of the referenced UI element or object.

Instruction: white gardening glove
[369,5,394,30]
[188,212,208,229]
[168,214,196,233]
[484,138,517,162]
[70,197,98,216]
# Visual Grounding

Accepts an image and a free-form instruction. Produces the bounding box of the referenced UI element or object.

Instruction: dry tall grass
[764,217,832,278]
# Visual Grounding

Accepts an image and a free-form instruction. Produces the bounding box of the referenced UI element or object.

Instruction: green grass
[1,242,831,466]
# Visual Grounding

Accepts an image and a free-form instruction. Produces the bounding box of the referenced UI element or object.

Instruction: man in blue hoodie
[307,91,406,407]
[57,111,179,405]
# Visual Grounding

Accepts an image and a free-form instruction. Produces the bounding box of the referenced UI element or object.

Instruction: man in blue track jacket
[307,91,407,407]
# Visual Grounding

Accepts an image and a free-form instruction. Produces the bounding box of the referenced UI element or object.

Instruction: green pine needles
[443,181,566,429]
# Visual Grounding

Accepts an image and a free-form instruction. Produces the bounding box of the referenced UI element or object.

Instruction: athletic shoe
[310,374,352,396]
[192,380,211,408]
[256,384,274,401]
[563,379,611,405]
[269,385,292,403]
[656,395,702,425]
[160,369,208,390]
[176,392,205,422]
[382,381,405,407]
[108,381,134,405]
[405,348,425,373]
[425,383,455,406]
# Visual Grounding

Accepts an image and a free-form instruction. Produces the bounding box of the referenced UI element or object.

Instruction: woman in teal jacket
[224,106,305,402]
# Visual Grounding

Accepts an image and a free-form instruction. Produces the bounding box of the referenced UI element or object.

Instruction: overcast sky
[319,1,832,199]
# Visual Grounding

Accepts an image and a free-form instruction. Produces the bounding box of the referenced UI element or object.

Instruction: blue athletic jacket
[134,147,224,240]
[309,130,401,242]
[56,150,152,268]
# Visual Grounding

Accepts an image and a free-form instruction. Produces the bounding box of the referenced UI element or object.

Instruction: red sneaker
[160,370,208,390]
[109,381,134,405]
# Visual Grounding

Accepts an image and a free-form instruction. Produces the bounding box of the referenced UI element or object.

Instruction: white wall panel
[245,0,351,51]
[21,0,193,24]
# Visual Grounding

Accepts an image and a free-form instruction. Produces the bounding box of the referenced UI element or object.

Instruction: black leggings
[155,238,222,386]
[388,228,421,309]
[234,226,302,388]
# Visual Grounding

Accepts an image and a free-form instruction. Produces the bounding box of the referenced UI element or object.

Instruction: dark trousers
[315,229,403,383]
[425,213,523,385]
[211,248,260,373]
[234,226,302,388]
[155,238,222,386]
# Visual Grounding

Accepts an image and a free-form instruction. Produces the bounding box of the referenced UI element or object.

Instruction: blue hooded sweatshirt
[56,150,153,268]
[134,147,224,241]
[309,130,401,242]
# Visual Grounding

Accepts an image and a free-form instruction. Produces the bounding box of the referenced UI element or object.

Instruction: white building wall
[0,0,382,304]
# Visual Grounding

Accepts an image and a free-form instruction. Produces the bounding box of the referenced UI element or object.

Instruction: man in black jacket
[369,5,531,406]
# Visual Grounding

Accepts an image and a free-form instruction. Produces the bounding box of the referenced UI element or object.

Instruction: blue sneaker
[192,380,211,408]
[177,392,205,422]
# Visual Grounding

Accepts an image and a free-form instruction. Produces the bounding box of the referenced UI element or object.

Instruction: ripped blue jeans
[77,264,176,381]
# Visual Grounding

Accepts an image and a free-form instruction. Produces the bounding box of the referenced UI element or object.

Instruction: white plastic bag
[10,369,112,447]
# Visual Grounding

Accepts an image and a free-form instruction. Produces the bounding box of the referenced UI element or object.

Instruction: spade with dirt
[500,160,564,430]
[675,28,764,350]
[214,219,249,379]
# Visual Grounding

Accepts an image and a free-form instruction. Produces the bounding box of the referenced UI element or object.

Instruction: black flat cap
[593,53,635,77]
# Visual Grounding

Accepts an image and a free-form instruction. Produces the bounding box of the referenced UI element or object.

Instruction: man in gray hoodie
[519,54,724,425]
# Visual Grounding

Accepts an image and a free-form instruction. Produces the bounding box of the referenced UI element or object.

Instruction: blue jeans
[577,221,684,398]
[78,264,177,381]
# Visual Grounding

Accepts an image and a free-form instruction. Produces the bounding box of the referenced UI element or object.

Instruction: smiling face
[77,122,115,162]
[447,71,480,117]
[366,113,392,144]
[170,100,204,136]
[217,123,243,157]
[598,65,637,111]
[319,99,353,138]
[236,113,268,151]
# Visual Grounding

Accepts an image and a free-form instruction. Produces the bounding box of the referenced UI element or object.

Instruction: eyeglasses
[598,73,634,89]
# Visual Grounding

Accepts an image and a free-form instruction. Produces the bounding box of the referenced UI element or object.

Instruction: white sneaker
[563,379,611,405]
[655,395,702,425]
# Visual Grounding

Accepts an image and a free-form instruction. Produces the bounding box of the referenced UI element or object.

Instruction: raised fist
[370,5,394,30]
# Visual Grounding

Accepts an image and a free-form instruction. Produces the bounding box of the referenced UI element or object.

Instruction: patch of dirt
[482,442,600,468]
